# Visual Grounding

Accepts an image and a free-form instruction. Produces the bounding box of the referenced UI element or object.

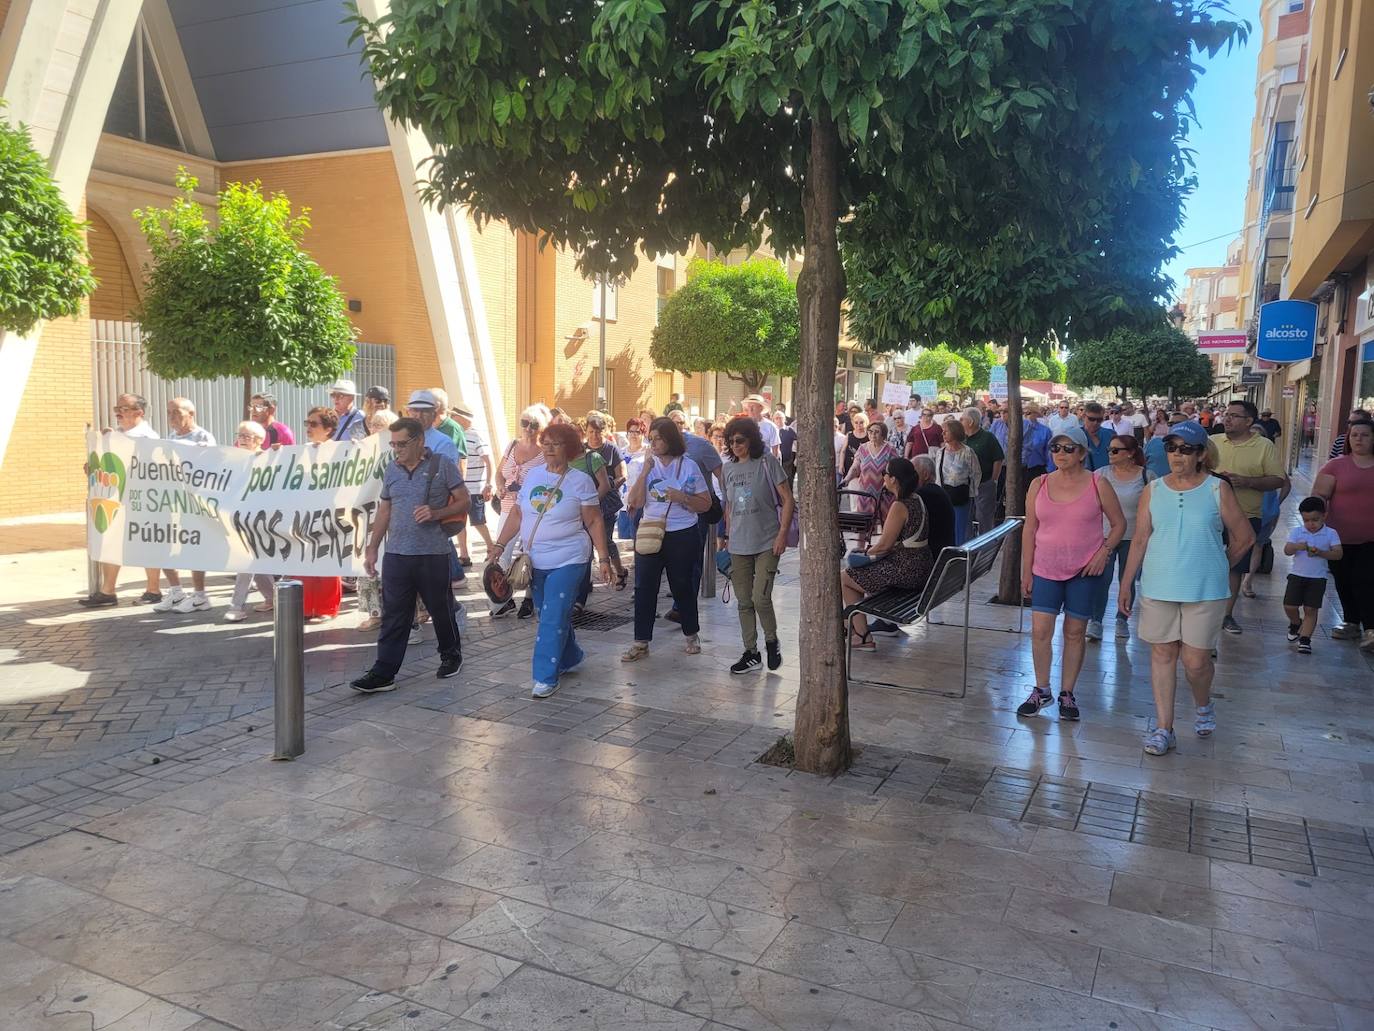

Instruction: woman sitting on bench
[842,458,934,651]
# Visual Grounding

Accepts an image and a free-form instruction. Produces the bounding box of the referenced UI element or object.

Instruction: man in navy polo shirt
[352,417,469,693]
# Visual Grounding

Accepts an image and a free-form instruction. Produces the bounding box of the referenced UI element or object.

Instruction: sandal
[615,568,628,592]
[849,631,875,652]
[621,642,649,663]
[1194,703,1217,737]
[252,602,273,613]
[684,634,701,655]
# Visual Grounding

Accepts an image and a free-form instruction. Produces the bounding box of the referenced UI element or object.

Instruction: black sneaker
[135,591,162,605]
[766,639,782,671]
[351,671,396,693]
[437,655,463,679]
[517,597,534,619]
[491,599,516,618]
[1058,691,1081,721]
[1286,623,1301,642]
[665,609,682,624]
[1016,687,1053,717]
[77,592,118,608]
[730,650,762,675]
[868,619,901,637]
[1297,637,1312,655]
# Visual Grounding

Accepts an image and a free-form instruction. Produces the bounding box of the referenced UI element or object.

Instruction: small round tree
[134,169,355,411]
[1020,354,1050,380]
[0,109,96,334]
[1067,321,1213,401]
[650,258,798,395]
[908,345,972,398]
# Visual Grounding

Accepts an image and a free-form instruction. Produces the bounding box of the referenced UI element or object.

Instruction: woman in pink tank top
[1017,427,1126,723]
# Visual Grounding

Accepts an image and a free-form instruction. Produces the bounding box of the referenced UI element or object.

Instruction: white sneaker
[173,592,209,614]
[531,680,559,699]
[408,624,423,645]
[1085,619,1103,641]
[224,610,247,623]
[153,589,186,612]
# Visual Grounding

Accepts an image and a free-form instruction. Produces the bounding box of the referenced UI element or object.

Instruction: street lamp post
[598,276,608,410]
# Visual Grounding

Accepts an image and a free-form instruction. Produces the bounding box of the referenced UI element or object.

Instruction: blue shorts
[466,496,486,526]
[1031,573,1095,622]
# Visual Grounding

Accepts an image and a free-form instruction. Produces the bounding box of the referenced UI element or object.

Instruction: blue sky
[1162,0,1261,298]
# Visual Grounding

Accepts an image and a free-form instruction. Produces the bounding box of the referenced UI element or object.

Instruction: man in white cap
[404,389,461,467]
[328,379,367,441]
[743,394,781,457]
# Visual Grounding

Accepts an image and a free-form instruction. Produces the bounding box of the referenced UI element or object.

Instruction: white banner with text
[86,432,387,577]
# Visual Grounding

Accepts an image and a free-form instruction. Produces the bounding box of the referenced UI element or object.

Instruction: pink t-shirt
[1032,473,1104,581]
[1319,456,1374,545]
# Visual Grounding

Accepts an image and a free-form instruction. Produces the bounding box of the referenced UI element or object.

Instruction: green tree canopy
[955,342,999,392]
[908,345,972,395]
[1020,354,1050,380]
[1066,321,1214,400]
[1046,355,1067,384]
[352,0,1243,775]
[650,258,798,393]
[134,170,356,409]
[0,108,96,334]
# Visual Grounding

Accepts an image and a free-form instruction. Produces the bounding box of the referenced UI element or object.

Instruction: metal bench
[843,517,1025,698]
[838,488,881,550]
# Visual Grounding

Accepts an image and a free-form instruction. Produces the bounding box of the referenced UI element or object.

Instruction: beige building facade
[0,0,714,520]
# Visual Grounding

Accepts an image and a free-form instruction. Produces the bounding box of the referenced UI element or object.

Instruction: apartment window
[103,18,185,151]
[656,265,675,321]
[592,278,617,321]
[1286,0,1303,11]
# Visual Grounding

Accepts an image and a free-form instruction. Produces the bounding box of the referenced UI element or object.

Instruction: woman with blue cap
[1118,420,1254,755]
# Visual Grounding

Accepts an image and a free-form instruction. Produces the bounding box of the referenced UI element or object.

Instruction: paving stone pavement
[3,486,1374,1030]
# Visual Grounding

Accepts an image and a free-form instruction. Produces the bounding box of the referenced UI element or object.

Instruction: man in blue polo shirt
[1081,401,1113,471]
[352,417,469,694]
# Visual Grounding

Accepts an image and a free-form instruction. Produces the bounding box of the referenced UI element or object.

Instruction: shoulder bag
[507,468,570,590]
[635,458,680,555]
[580,449,624,520]
[764,456,800,547]
[423,454,466,537]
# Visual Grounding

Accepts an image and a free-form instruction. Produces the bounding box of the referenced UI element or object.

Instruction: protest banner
[86,432,387,576]
[880,381,910,407]
[907,379,938,402]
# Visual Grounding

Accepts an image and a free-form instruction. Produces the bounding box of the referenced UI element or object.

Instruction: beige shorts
[1137,596,1228,650]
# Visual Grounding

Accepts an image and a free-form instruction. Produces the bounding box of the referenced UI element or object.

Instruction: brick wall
[0,199,93,519]
[87,209,139,321]
[224,151,442,405]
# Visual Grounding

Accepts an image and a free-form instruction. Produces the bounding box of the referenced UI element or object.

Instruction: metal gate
[91,320,396,445]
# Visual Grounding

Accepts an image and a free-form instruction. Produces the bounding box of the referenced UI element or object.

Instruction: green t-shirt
[964,428,1005,482]
[437,417,467,458]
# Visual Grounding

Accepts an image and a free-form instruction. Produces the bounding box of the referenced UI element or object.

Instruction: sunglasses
[520,419,536,428]
[1164,442,1202,455]
[1108,446,1133,454]
[388,438,416,449]
[728,436,749,446]
[1085,416,1103,422]
[1048,443,1080,454]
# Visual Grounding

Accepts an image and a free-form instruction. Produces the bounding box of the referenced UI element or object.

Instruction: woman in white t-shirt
[622,417,712,662]
[488,423,613,698]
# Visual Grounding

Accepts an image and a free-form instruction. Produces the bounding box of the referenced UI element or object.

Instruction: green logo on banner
[88,451,127,533]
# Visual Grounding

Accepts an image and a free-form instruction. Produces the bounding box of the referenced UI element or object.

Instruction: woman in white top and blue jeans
[1119,421,1253,755]
[622,417,711,662]
[1087,434,1155,641]
[487,422,612,698]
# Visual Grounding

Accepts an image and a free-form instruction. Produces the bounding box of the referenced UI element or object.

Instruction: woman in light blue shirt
[1119,422,1252,756]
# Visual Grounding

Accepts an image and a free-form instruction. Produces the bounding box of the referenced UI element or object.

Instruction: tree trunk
[791,113,850,776]
[996,335,1025,605]
[743,370,766,394]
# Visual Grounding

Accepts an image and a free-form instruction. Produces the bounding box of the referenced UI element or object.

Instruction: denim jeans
[531,562,586,687]
[1090,540,1135,623]
[951,504,972,546]
[634,526,700,641]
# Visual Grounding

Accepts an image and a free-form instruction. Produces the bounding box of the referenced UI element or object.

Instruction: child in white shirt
[1282,496,1343,654]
